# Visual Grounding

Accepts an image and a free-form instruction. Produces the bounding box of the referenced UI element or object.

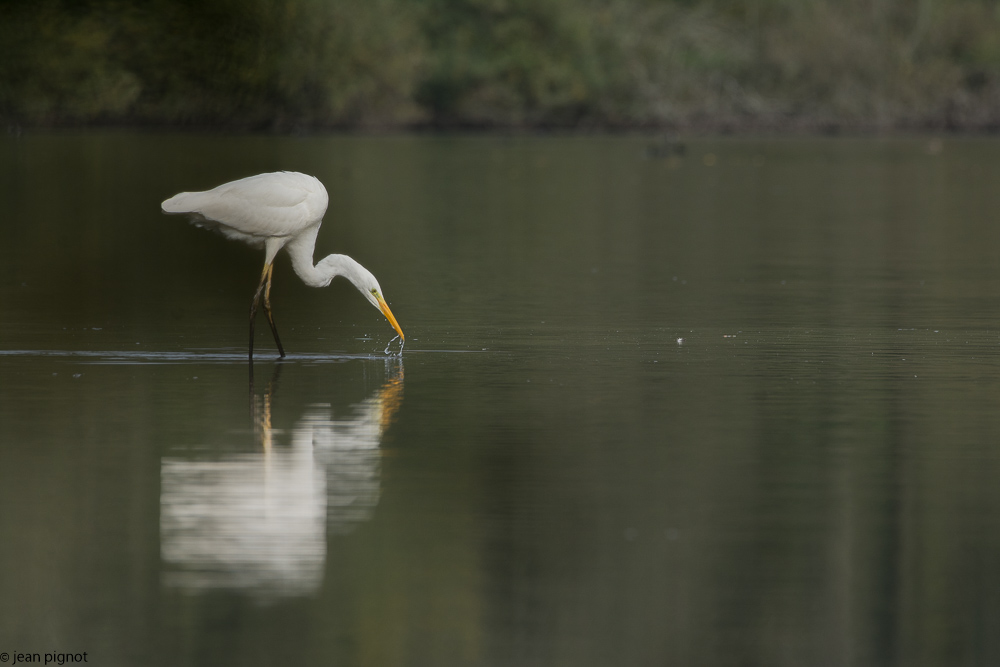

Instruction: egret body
[161,171,404,359]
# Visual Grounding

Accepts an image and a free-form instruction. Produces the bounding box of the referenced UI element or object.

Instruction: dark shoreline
[6,2,1000,139]
[8,118,1000,137]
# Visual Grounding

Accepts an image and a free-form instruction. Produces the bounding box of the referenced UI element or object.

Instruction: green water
[3,133,1000,666]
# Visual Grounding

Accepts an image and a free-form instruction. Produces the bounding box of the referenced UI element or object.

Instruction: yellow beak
[376,295,404,341]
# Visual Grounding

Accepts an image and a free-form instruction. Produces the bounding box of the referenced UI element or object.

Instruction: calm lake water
[3,133,1000,666]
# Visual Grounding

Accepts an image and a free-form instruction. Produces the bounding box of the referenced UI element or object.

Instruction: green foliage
[0,0,425,128]
[415,0,601,125]
[3,0,1000,129]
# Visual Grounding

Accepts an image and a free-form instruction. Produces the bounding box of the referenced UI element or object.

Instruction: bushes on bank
[3,0,1000,130]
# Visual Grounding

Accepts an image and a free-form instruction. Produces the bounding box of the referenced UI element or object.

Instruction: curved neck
[285,227,330,287]
[286,238,366,290]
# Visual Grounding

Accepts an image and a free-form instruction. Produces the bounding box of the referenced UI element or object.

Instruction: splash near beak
[376,295,404,341]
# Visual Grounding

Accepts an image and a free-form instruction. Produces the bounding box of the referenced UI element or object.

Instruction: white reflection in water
[160,363,403,600]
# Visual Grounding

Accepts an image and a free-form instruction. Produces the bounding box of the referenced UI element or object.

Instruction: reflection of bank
[160,362,403,599]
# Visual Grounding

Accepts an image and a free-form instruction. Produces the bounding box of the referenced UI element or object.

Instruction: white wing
[162,172,329,246]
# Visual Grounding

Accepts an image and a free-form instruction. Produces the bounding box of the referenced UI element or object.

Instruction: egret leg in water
[161,171,405,360]
[249,261,285,359]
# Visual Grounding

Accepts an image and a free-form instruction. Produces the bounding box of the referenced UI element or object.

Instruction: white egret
[161,171,404,359]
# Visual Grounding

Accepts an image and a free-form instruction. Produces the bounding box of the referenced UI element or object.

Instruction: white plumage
[162,171,404,359]
[162,171,329,247]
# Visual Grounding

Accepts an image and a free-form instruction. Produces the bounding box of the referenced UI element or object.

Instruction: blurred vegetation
[4,0,1000,130]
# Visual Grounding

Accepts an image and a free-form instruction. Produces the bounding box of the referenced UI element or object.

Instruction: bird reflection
[160,361,403,600]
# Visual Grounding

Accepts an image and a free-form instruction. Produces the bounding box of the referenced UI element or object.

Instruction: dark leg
[262,263,286,358]
[249,263,270,361]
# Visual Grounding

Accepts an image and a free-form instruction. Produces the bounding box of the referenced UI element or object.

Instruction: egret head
[363,283,405,342]
[323,254,404,341]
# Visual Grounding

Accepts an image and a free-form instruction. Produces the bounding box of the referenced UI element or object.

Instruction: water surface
[3,134,1000,666]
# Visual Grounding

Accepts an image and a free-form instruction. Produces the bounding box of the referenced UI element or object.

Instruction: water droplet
[384,335,404,356]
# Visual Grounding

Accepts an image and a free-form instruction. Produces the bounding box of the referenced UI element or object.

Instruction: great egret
[161,171,404,360]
